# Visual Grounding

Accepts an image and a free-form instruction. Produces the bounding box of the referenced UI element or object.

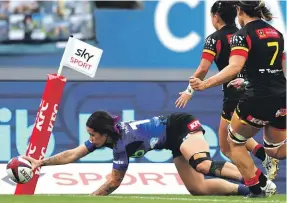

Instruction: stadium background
[0,0,286,195]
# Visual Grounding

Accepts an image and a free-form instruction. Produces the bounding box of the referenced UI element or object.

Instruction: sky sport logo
[70,48,94,70]
[75,49,94,62]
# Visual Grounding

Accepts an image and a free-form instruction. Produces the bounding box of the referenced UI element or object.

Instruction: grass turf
[0,194,285,203]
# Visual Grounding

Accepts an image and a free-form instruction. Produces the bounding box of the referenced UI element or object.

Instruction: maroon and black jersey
[202,25,243,102]
[230,20,286,98]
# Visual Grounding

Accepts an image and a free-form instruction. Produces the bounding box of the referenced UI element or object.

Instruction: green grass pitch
[0,194,286,203]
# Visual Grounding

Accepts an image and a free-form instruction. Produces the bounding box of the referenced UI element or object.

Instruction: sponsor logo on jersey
[113,160,124,165]
[150,137,159,149]
[260,69,283,74]
[266,69,283,74]
[256,28,280,39]
[119,122,129,134]
[247,115,269,126]
[130,149,145,158]
[187,120,201,131]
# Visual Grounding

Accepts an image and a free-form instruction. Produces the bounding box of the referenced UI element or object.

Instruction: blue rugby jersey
[84,116,167,170]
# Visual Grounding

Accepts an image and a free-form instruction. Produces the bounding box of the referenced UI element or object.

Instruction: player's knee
[276,152,286,160]
[265,149,285,160]
[195,161,211,175]
[188,152,211,174]
[227,124,248,145]
[188,152,226,176]
[264,138,286,160]
[207,161,226,176]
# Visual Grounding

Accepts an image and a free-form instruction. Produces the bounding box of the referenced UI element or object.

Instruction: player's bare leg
[218,118,232,157]
[263,126,286,160]
[227,114,276,197]
[173,156,249,196]
[219,117,279,180]
[180,131,242,182]
[245,137,279,180]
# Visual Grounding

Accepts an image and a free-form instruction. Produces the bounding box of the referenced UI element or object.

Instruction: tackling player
[24,111,253,196]
[190,1,285,197]
[175,0,278,181]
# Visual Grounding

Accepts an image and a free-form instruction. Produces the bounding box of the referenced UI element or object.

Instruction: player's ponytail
[211,1,237,26]
[237,1,272,21]
[255,1,272,21]
[86,111,121,143]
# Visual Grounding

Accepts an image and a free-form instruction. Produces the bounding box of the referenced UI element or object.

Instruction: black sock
[249,183,262,194]
[253,144,266,162]
[258,172,267,188]
[245,170,263,195]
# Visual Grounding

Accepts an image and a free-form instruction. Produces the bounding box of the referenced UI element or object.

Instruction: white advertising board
[0,163,189,194]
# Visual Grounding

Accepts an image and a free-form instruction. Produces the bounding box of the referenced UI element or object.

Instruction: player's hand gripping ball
[6,156,34,184]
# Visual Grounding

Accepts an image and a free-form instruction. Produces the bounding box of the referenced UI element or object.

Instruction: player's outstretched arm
[91,169,126,196]
[22,144,89,170]
[175,59,212,108]
[41,144,89,166]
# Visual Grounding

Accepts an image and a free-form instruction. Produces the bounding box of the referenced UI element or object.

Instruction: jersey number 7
[267,41,279,66]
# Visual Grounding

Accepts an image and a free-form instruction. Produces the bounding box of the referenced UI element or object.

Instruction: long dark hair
[237,1,272,21]
[86,111,120,143]
[211,1,237,26]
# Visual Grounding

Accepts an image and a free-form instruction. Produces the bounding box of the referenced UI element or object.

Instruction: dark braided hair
[86,111,121,143]
[211,1,237,26]
[237,1,272,21]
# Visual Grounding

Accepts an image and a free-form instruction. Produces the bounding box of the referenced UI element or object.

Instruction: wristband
[184,85,194,95]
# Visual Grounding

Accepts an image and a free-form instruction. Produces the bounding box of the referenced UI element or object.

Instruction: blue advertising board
[0,1,285,69]
[0,81,285,192]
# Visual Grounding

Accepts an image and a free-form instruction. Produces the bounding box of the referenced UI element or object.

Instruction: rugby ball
[6,156,33,184]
